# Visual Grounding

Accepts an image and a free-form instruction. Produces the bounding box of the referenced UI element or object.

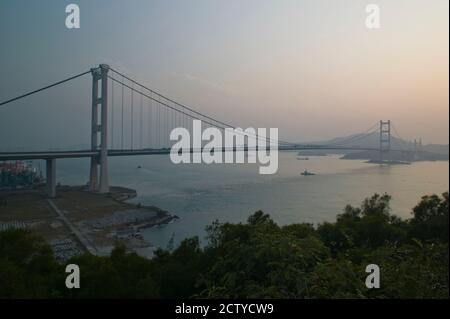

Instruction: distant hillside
[341,149,448,162]
[297,132,449,161]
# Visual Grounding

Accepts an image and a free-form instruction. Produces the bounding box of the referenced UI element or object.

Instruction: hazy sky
[0,0,448,150]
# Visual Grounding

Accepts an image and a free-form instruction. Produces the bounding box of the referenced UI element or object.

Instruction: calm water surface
[56,152,449,248]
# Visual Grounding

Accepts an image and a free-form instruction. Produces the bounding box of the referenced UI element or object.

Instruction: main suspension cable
[0,70,91,107]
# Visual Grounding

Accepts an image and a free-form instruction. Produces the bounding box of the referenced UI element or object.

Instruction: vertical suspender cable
[165,106,168,147]
[111,79,114,149]
[131,83,134,150]
[149,92,153,148]
[121,76,124,150]
[147,99,152,148]
[157,95,161,148]
[140,94,143,149]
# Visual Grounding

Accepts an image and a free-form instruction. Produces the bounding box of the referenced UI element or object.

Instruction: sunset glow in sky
[0,0,448,148]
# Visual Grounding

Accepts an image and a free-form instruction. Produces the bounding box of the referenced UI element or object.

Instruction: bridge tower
[89,64,109,193]
[379,120,391,163]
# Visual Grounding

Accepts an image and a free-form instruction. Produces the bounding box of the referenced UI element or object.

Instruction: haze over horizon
[0,0,448,151]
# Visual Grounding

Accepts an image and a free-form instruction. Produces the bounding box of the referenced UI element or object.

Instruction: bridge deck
[0,146,393,161]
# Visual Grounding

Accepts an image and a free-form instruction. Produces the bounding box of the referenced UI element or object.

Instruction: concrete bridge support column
[46,158,56,198]
[98,64,109,193]
[89,67,101,191]
[89,157,98,191]
[89,64,110,193]
[379,120,391,163]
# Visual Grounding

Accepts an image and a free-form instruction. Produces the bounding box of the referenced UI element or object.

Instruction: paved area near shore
[47,199,98,255]
[0,186,174,259]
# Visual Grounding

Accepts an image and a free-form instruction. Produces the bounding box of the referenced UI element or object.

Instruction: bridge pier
[89,67,100,192]
[89,64,109,193]
[46,158,56,198]
[98,64,110,193]
[379,120,391,163]
[89,157,98,191]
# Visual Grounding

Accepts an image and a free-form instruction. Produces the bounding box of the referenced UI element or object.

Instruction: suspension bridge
[0,64,410,197]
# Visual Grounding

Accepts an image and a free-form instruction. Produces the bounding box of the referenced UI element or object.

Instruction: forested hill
[0,192,448,298]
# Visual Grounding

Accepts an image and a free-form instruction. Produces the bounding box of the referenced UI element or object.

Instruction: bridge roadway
[0,145,384,161]
[0,145,397,197]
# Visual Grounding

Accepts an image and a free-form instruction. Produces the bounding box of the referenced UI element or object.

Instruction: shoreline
[0,185,179,260]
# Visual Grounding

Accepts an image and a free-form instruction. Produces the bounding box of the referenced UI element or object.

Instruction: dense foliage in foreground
[0,192,448,298]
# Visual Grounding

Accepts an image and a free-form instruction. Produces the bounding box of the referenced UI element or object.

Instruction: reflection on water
[56,152,449,248]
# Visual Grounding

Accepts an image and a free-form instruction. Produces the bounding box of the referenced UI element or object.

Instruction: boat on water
[300,170,315,176]
[297,157,309,160]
